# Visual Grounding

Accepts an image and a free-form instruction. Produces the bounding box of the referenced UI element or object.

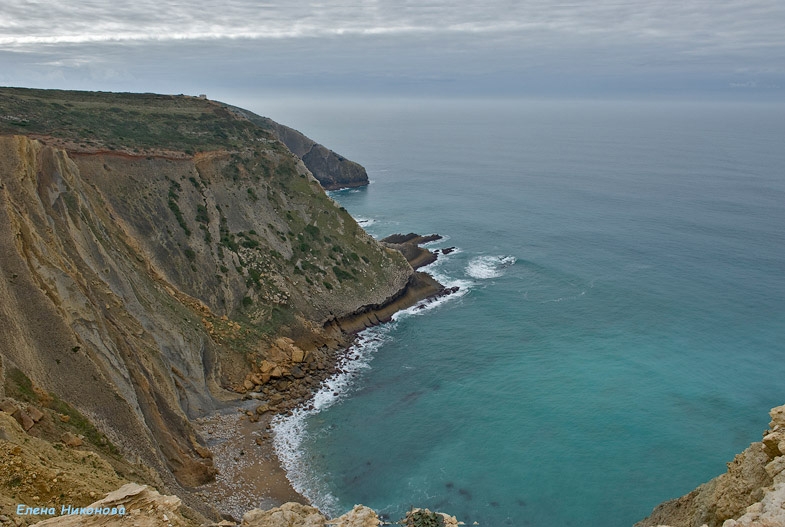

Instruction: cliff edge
[636,404,785,527]
[230,107,369,190]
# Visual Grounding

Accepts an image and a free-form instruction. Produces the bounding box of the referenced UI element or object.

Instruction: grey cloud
[1,0,784,97]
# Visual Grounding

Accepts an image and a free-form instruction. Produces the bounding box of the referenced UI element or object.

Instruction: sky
[1,0,785,100]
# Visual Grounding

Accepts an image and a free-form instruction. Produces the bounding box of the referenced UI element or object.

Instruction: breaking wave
[465,255,517,279]
[271,325,393,515]
[271,242,470,514]
[355,216,376,227]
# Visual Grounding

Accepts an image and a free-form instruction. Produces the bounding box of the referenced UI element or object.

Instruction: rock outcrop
[636,404,785,527]
[380,233,442,270]
[241,502,380,527]
[29,483,198,527]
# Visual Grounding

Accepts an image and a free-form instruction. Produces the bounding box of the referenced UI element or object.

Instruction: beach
[195,409,306,520]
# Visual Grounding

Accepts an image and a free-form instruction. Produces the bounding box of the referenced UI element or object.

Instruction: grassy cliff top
[0,87,277,154]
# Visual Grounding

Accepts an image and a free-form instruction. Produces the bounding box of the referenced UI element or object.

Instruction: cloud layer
[2,0,784,97]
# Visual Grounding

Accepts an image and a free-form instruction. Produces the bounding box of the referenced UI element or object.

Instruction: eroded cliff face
[234,110,370,190]
[637,404,785,527]
[0,88,415,519]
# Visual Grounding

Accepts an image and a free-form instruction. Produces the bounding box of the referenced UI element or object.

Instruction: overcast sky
[1,0,784,99]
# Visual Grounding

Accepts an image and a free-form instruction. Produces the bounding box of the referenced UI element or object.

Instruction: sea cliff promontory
[0,87,445,523]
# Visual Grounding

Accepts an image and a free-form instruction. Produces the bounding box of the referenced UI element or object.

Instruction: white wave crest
[271,325,392,515]
[355,217,376,227]
[388,249,472,321]
[465,255,516,279]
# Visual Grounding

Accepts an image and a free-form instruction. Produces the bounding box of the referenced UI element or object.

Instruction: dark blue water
[255,98,785,526]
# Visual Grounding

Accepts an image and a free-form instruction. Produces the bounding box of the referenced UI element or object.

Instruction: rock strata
[381,233,442,270]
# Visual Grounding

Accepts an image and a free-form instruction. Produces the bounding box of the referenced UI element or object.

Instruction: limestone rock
[291,347,306,364]
[403,509,458,527]
[260,360,276,374]
[61,432,83,447]
[242,502,326,527]
[27,405,45,422]
[330,505,379,527]
[31,483,195,526]
[12,409,34,431]
[0,89,421,516]
[723,482,785,526]
[0,398,18,414]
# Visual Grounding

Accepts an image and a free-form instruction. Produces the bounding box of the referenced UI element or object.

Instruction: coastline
[197,234,455,520]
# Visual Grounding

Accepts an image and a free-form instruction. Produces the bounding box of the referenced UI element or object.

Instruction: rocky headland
[0,87,454,525]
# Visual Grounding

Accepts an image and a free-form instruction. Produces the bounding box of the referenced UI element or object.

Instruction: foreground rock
[24,486,451,527]
[30,483,196,527]
[636,404,785,527]
[241,502,379,527]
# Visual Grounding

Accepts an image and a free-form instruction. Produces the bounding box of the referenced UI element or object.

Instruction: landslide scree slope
[0,87,412,515]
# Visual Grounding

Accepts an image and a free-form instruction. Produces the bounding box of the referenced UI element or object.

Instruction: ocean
[250,97,785,526]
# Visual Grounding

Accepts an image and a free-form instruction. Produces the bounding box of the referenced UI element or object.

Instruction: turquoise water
[260,99,785,526]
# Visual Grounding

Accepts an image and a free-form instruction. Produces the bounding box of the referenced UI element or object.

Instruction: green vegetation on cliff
[0,87,275,153]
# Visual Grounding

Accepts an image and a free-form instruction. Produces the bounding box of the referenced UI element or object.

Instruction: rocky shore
[192,234,457,521]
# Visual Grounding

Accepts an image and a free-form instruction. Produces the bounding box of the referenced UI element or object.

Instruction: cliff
[0,87,433,521]
[636,404,785,527]
[229,107,370,190]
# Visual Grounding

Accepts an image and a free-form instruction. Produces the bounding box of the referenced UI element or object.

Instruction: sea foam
[355,217,376,227]
[465,255,516,279]
[271,325,393,515]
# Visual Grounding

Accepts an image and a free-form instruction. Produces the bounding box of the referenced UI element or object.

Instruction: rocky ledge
[637,404,785,527]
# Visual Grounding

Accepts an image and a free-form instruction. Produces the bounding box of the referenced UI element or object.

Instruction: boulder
[12,409,34,431]
[260,360,276,374]
[0,398,19,414]
[330,505,379,527]
[291,347,306,363]
[27,405,45,422]
[61,432,83,447]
